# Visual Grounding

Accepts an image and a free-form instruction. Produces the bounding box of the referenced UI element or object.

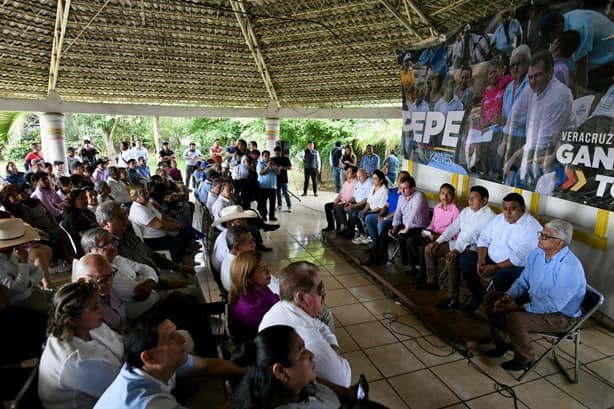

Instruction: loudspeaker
[276,140,290,156]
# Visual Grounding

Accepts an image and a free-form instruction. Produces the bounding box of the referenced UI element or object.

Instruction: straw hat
[212,205,257,227]
[0,218,40,249]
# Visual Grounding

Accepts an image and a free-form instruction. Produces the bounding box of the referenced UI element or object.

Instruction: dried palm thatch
[0,0,520,109]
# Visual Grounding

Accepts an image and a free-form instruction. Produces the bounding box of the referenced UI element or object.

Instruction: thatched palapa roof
[0,0,519,110]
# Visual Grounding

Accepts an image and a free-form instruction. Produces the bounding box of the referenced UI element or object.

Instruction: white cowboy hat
[212,205,257,227]
[0,218,40,249]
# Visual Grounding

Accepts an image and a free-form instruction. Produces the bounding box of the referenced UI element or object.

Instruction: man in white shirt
[462,192,542,312]
[211,181,235,231]
[340,168,372,237]
[424,186,496,309]
[130,139,149,163]
[507,50,574,189]
[211,206,257,273]
[182,142,203,188]
[81,228,160,320]
[220,226,257,292]
[128,187,185,262]
[259,261,351,387]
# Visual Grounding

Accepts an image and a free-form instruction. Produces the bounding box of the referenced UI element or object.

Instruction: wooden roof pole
[378,0,422,40]
[229,0,280,108]
[403,0,439,36]
[48,0,71,93]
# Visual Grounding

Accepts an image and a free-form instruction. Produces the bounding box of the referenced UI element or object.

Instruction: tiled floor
[197,192,614,409]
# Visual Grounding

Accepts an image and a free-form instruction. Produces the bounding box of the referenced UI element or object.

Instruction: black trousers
[257,188,277,220]
[396,227,424,264]
[303,168,317,194]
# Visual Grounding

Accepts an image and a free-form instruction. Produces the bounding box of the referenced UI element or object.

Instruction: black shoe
[322,227,334,232]
[417,282,439,290]
[263,224,280,232]
[203,301,226,315]
[255,244,273,252]
[437,297,459,309]
[485,345,509,358]
[501,358,531,371]
[301,193,307,196]
[269,217,278,222]
[314,193,318,197]
[462,297,482,313]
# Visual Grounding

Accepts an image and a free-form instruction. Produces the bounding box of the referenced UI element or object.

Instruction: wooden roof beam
[378,0,422,39]
[48,0,71,92]
[229,0,280,108]
[403,0,439,35]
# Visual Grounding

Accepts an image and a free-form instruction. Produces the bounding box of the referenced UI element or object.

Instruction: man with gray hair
[259,261,351,387]
[81,228,160,319]
[500,44,531,180]
[483,219,586,371]
[96,201,195,276]
[75,253,128,333]
[220,226,256,292]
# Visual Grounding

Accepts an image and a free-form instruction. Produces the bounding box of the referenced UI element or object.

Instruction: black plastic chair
[517,284,605,383]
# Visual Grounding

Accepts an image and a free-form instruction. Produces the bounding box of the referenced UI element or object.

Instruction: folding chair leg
[517,346,550,382]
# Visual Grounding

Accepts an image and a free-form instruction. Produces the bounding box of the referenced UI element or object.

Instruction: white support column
[265,117,280,152]
[40,112,68,166]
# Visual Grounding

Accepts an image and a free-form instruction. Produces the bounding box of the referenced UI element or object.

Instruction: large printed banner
[399,2,614,210]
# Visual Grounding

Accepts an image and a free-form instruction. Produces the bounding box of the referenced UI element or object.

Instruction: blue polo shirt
[257,160,277,189]
[360,154,380,175]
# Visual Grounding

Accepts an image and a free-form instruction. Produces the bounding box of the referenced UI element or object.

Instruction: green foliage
[6,114,40,161]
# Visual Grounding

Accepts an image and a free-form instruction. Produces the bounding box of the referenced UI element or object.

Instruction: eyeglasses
[92,268,117,285]
[538,231,562,241]
[96,242,115,250]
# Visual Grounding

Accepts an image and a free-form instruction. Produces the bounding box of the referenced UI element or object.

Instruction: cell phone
[356,374,369,400]
[422,229,432,237]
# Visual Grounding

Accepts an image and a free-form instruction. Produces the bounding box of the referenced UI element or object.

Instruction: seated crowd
[1,138,390,409]
[321,158,588,372]
[0,136,590,407]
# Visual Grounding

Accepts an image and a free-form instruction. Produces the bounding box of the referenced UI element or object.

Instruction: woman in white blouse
[38,281,124,409]
[352,169,388,245]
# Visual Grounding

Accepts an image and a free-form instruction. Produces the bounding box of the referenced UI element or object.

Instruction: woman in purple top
[229,250,279,342]
[167,159,183,182]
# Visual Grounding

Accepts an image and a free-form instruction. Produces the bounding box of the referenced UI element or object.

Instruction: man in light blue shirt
[359,144,380,175]
[256,150,279,221]
[491,11,523,56]
[483,219,586,371]
[95,316,245,409]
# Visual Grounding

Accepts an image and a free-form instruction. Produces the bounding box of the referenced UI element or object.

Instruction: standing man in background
[360,144,380,175]
[300,141,320,197]
[24,143,44,172]
[183,142,203,188]
[209,139,224,164]
[382,150,400,185]
[330,141,343,193]
[272,146,292,213]
[158,141,175,167]
[130,139,149,163]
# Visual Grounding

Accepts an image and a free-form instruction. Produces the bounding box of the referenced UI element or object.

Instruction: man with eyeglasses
[75,253,127,333]
[259,261,351,388]
[483,219,586,371]
[461,192,542,313]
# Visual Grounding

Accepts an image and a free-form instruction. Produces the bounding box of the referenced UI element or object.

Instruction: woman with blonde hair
[229,250,279,342]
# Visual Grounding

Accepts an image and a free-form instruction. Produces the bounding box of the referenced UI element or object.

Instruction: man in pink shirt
[408,183,461,288]
[30,172,64,219]
[322,165,358,232]
[209,139,225,164]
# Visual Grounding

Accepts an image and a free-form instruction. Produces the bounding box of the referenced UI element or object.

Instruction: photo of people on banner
[399,1,614,210]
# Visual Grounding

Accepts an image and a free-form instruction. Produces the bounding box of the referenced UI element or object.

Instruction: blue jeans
[387,172,397,186]
[276,182,291,208]
[333,167,342,193]
[365,214,392,241]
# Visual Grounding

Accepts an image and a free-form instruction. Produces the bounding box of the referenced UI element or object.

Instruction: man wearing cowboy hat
[212,205,271,263]
[212,205,258,272]
[0,218,51,314]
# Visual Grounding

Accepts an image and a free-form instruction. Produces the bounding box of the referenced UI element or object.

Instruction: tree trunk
[152,115,161,155]
[104,115,119,162]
